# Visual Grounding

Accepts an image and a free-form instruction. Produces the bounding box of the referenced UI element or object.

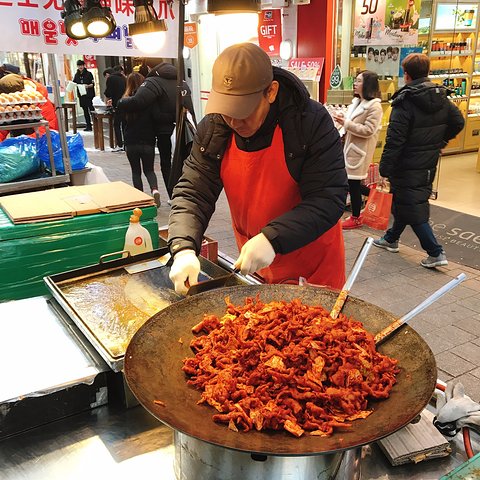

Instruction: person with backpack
[115,60,195,198]
[167,43,348,295]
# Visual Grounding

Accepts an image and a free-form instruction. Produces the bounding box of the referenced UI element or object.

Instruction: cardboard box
[0,181,155,224]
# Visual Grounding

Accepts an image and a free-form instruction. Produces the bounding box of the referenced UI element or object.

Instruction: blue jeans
[384,220,443,257]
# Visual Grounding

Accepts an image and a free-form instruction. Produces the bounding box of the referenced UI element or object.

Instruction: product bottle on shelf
[123,208,153,257]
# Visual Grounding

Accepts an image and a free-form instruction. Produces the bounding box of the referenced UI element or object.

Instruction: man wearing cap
[73,60,95,131]
[168,43,347,295]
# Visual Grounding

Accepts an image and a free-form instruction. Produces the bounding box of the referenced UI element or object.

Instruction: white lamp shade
[280,40,293,60]
[132,31,167,54]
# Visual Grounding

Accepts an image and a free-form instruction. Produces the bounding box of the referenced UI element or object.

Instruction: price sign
[329,65,342,89]
[287,58,324,80]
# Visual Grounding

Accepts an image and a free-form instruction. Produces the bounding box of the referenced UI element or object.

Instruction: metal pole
[175,0,185,129]
[168,0,186,197]
[48,53,71,176]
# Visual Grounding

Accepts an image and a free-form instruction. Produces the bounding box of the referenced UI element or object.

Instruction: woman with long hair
[117,72,161,207]
[333,70,383,229]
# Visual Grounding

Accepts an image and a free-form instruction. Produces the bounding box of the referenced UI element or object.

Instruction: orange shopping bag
[362,188,393,230]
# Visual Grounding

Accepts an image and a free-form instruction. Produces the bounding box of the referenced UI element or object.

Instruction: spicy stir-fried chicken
[182,296,399,437]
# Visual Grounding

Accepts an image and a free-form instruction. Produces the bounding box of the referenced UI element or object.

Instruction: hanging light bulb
[82,0,116,38]
[129,0,168,54]
[280,40,293,60]
[62,0,88,40]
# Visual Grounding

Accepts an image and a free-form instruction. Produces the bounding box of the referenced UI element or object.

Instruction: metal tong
[330,237,374,319]
[374,273,467,345]
[186,268,240,296]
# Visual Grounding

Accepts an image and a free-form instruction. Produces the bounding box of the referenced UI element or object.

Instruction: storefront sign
[258,9,282,56]
[353,0,422,46]
[184,22,198,48]
[1,0,178,57]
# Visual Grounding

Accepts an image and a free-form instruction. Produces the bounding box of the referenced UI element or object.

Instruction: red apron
[220,126,345,289]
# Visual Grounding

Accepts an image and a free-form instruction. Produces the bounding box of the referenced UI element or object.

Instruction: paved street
[80,129,480,402]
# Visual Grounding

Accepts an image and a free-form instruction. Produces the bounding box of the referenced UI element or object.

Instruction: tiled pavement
[81,129,480,402]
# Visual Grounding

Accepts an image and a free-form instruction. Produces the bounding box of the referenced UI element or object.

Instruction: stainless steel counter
[0,292,478,479]
[0,403,478,480]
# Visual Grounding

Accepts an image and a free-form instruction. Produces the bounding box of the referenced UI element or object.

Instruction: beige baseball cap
[205,43,273,119]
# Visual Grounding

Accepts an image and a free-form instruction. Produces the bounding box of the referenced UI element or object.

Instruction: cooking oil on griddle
[62,269,178,358]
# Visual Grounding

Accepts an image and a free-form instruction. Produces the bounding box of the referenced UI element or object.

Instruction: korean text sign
[2,0,178,57]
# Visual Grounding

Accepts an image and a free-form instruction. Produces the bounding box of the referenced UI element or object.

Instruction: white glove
[169,249,200,296]
[434,382,480,436]
[234,233,275,276]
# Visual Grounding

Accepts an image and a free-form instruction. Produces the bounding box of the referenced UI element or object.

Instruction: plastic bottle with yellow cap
[123,208,153,256]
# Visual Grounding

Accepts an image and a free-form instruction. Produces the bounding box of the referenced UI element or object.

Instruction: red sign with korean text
[2,0,178,57]
[258,9,282,56]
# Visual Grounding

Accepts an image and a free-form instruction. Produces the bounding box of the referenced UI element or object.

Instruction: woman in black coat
[117,73,161,207]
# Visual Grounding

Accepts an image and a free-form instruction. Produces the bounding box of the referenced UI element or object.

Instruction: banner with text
[258,9,282,56]
[354,0,422,46]
[1,0,178,58]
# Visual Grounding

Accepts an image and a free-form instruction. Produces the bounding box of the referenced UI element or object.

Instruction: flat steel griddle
[124,284,437,456]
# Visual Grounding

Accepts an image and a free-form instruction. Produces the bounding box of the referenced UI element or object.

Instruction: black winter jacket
[380,78,464,224]
[123,98,156,146]
[73,69,95,107]
[116,63,194,135]
[168,67,347,257]
[104,71,126,108]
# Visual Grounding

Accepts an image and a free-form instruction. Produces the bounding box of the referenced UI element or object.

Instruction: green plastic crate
[440,452,480,479]
[0,207,159,302]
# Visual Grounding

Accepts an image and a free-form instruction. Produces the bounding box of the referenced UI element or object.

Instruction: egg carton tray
[0,99,47,106]
[0,114,44,125]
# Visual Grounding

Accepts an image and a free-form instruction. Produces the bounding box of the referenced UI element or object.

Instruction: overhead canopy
[2,0,178,58]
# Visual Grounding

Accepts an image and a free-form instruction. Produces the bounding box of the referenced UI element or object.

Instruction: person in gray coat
[373,53,465,268]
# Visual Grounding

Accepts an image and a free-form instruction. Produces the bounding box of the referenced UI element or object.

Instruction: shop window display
[328,0,480,155]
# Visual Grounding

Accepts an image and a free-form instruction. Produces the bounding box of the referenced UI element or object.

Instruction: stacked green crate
[0,206,159,301]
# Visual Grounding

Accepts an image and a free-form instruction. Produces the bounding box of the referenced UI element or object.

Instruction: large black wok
[124,285,436,456]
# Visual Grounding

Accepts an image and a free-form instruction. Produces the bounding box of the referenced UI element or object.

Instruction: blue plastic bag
[0,136,40,183]
[38,131,88,173]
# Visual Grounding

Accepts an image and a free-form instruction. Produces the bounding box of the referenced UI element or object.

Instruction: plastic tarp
[0,206,159,302]
[0,136,40,183]
[39,131,88,173]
